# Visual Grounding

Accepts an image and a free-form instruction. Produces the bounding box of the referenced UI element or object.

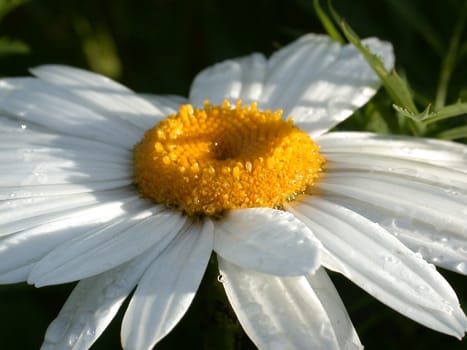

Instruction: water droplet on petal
[68,334,79,347]
[416,285,429,293]
[439,299,454,314]
[85,327,96,338]
[443,187,460,196]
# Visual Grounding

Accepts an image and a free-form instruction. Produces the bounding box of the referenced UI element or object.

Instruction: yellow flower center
[133,100,325,217]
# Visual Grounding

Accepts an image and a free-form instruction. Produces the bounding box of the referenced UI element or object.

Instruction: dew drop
[443,187,460,196]
[68,334,79,347]
[383,255,397,263]
[85,327,96,338]
[439,299,454,314]
[416,285,429,293]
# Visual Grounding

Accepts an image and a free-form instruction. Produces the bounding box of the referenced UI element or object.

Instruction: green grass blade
[338,20,418,114]
[313,0,344,43]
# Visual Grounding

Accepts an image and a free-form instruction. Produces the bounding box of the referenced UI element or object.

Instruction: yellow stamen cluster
[133,100,325,217]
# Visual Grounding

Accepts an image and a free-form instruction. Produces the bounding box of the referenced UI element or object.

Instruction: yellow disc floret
[133,100,325,217]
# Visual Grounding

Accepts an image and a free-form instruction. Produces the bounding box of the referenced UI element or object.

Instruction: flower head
[0,34,466,349]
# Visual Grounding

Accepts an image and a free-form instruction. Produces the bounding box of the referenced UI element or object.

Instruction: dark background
[0,0,466,349]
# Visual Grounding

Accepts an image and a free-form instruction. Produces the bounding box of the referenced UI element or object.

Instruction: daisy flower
[0,34,466,349]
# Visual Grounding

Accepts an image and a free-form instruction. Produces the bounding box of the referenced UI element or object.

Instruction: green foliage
[0,36,29,55]
[0,0,29,57]
[0,0,27,21]
[314,0,467,141]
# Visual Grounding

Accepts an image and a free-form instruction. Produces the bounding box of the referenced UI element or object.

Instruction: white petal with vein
[218,258,362,350]
[213,208,321,276]
[287,197,467,338]
[29,206,186,286]
[189,53,266,107]
[260,35,394,136]
[40,242,171,350]
[0,78,142,147]
[0,198,132,283]
[121,220,214,350]
[318,131,467,171]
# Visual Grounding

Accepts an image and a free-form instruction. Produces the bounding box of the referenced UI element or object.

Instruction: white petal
[218,258,362,350]
[0,197,135,283]
[260,35,341,112]
[0,264,33,284]
[0,121,131,196]
[29,205,186,286]
[40,247,162,350]
[0,180,132,200]
[260,35,394,136]
[31,65,178,131]
[213,208,321,276]
[139,93,186,112]
[317,151,467,271]
[318,132,467,171]
[189,53,267,107]
[287,197,467,338]
[0,145,129,167]
[0,117,130,159]
[306,268,362,350]
[317,194,467,275]
[0,188,134,236]
[30,64,132,91]
[322,152,467,189]
[0,159,130,187]
[121,220,214,350]
[315,172,467,239]
[0,78,142,147]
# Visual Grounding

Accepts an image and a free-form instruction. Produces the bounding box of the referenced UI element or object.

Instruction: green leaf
[0,0,28,21]
[0,36,29,56]
[436,125,467,140]
[74,17,122,79]
[392,104,431,122]
[313,0,344,44]
[394,102,467,124]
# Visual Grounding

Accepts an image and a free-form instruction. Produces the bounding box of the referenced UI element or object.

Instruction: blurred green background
[0,0,466,349]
